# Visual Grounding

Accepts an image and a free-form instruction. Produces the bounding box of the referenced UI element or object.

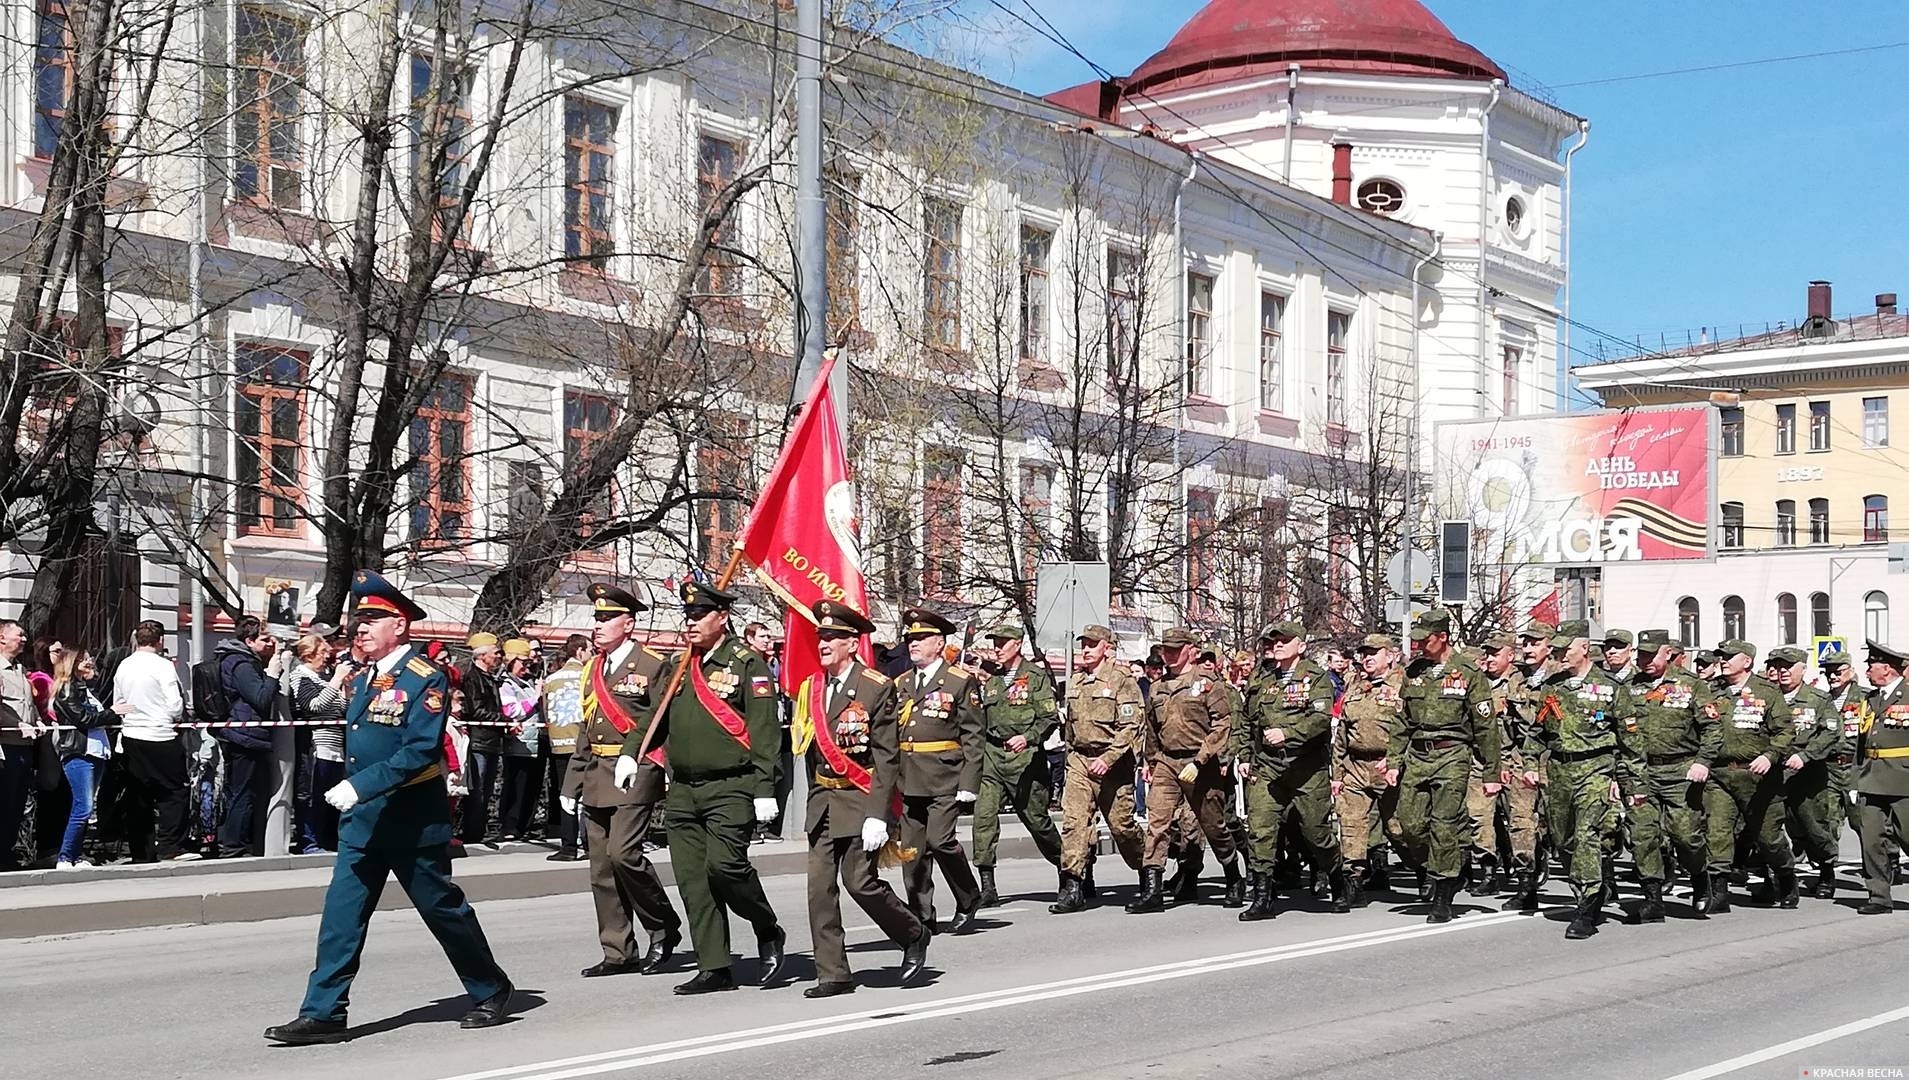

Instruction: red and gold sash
[589,655,666,767]
[689,654,752,750]
[809,679,872,793]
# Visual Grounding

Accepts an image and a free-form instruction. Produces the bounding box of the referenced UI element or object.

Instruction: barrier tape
[0,719,550,732]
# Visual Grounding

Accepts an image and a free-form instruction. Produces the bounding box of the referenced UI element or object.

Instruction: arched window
[1775,500,1796,546]
[1867,591,1890,642]
[1811,591,1832,638]
[1809,498,1830,544]
[1677,597,1701,647]
[1722,595,1746,640]
[1776,592,1798,645]
[1721,502,1745,548]
[1865,494,1889,543]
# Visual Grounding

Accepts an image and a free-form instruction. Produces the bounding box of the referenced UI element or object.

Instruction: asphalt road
[8,859,1907,1080]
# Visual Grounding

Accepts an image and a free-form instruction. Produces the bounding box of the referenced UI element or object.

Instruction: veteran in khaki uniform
[894,607,986,933]
[1130,627,1243,914]
[1335,633,1403,905]
[972,623,1064,906]
[1820,649,1866,898]
[1464,633,1520,898]
[564,583,682,978]
[1052,625,1145,914]
[789,601,929,998]
[1498,621,1556,911]
[1856,641,1909,914]
[1235,620,1346,920]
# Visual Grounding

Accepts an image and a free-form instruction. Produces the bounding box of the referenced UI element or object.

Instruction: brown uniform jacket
[1145,668,1234,766]
[1335,668,1404,776]
[562,641,670,807]
[798,661,900,842]
[1064,659,1144,767]
[895,660,984,796]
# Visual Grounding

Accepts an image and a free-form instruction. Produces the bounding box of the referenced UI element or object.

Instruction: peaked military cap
[350,569,426,621]
[1765,646,1808,667]
[1865,639,1909,668]
[680,579,738,612]
[1259,619,1305,641]
[814,599,876,636]
[1636,629,1675,651]
[986,622,1025,642]
[1077,624,1115,645]
[1695,648,1721,666]
[588,582,647,616]
[899,607,957,638]
[1717,639,1757,661]
[503,638,535,659]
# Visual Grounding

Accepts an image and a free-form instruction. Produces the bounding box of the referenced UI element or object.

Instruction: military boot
[1081,866,1098,900]
[1472,853,1501,897]
[1775,867,1801,909]
[1704,872,1732,915]
[1638,879,1665,924]
[1812,863,1837,900]
[1049,873,1087,915]
[1329,868,1353,914]
[1748,869,1779,906]
[977,866,999,908]
[1690,867,1710,906]
[1365,848,1392,891]
[1237,875,1278,921]
[1125,868,1166,914]
[1426,878,1457,924]
[1502,871,1540,913]
[1416,870,1433,904]
[1564,885,1603,939]
[1220,859,1246,908]
[1171,848,1204,904]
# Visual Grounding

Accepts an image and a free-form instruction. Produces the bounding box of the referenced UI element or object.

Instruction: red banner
[737,355,870,697]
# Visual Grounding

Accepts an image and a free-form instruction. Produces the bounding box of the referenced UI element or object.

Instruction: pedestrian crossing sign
[1812,635,1847,666]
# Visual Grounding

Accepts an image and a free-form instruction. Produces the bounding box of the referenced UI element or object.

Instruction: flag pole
[627,547,748,766]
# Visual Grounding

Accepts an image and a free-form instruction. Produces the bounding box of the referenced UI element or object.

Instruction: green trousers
[1784,762,1843,867]
[665,774,780,972]
[1395,744,1472,880]
[1625,760,1706,884]
[974,745,1062,869]
[1545,755,1615,895]
[1242,760,1339,876]
[1704,763,1792,874]
[1856,793,1908,906]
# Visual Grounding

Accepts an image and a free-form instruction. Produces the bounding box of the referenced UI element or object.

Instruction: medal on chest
[368,687,408,724]
[1440,671,1468,698]
[1732,691,1766,730]
[706,667,740,699]
[1006,677,1029,705]
[834,700,872,754]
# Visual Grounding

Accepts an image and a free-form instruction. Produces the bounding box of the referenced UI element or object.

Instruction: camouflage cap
[1358,632,1398,651]
[1819,647,1853,668]
[1556,619,1590,640]
[1636,629,1675,651]
[1159,626,1199,647]
[1587,642,1605,661]
[1481,631,1519,653]
[1695,648,1721,666]
[1259,619,1306,641]
[1077,624,1115,645]
[1765,645,1808,667]
[985,622,1026,642]
[1717,639,1757,661]
[1408,608,1454,641]
[1519,619,1558,640]
[1603,628,1634,646]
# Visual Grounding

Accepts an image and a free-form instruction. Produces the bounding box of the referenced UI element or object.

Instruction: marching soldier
[1601,629,1637,681]
[1393,609,1500,924]
[1335,633,1403,905]
[1466,633,1520,897]
[972,623,1064,907]
[1621,629,1719,922]
[1766,646,1840,903]
[1236,620,1346,919]
[1699,639,1796,914]
[1856,640,1909,915]
[1524,620,1636,939]
[789,601,929,997]
[1053,625,1145,913]
[1498,620,1557,911]
[567,583,682,978]
[626,581,786,994]
[1821,648,1866,898]
[894,607,986,933]
[1130,627,1244,913]
[265,571,511,1044]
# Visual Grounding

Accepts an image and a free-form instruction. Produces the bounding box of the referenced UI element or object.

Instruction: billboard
[1435,407,1713,564]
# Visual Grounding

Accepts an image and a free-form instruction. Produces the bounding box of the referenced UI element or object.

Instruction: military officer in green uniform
[1820,648,1866,898]
[1765,646,1840,904]
[265,571,511,1044]
[624,580,785,994]
[1856,641,1909,914]
[894,607,986,933]
[1392,609,1500,924]
[1621,629,1719,922]
[1700,639,1796,914]
[972,623,1063,906]
[567,583,682,978]
[1524,621,1636,939]
[789,601,929,997]
[1235,620,1347,919]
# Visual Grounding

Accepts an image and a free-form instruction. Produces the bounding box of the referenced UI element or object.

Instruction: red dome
[1125,0,1505,99]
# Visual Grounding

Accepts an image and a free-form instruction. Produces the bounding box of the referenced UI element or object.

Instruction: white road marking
[435,911,1530,1080]
[1657,1003,1909,1080]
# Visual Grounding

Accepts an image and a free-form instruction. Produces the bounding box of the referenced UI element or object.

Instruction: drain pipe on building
[1475,79,1501,415]
[1560,118,1591,409]
[1402,231,1443,656]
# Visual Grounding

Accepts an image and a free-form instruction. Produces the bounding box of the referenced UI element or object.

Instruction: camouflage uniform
[1234,622,1344,918]
[1620,630,1720,920]
[1523,652,1638,936]
[1702,642,1797,913]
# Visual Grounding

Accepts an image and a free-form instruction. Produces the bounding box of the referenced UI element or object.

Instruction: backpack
[192,655,232,726]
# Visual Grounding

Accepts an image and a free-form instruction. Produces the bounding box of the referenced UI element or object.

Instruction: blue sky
[960,0,1909,367]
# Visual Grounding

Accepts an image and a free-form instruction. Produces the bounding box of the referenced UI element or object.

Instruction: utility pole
[791,0,840,416]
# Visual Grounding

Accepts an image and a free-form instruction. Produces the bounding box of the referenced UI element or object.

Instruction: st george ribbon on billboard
[1435,406,1714,565]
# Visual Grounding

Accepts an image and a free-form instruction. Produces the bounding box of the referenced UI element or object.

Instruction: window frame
[562,95,619,271]
[696,133,745,297]
[1776,592,1798,645]
[1501,344,1521,417]
[1864,396,1890,448]
[1326,309,1351,429]
[32,0,76,160]
[921,446,964,598]
[1864,494,1889,544]
[1721,595,1746,641]
[1866,590,1890,642]
[408,371,475,546]
[1809,400,1831,451]
[1258,291,1286,413]
[409,52,476,242]
[1105,248,1139,378]
[1809,498,1830,545]
[1676,596,1701,648]
[1018,223,1052,364]
[1186,487,1218,618]
[233,341,309,538]
[1810,591,1832,639]
[233,5,308,212]
[1184,271,1215,399]
[825,167,862,332]
[1775,403,1796,455]
[1718,407,1744,457]
[1720,501,1745,549]
[922,197,963,350]
[562,388,618,540]
[1774,499,1796,547]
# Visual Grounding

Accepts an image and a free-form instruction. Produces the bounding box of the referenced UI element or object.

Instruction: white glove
[559,795,578,816]
[613,755,640,791]
[860,817,889,853]
[324,781,359,811]
[753,797,779,823]
[955,790,977,804]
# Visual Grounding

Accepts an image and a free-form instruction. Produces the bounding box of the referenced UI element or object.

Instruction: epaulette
[406,656,437,678]
[863,669,890,685]
[948,664,971,679]
[642,646,667,661]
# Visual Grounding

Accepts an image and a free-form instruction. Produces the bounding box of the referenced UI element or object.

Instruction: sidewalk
[0,824,1068,939]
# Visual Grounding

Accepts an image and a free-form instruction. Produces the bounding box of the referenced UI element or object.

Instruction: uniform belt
[1072,744,1111,756]
[1645,752,1693,766]
[902,740,962,753]
[1411,737,1466,751]
[402,763,443,787]
[1829,754,1857,766]
[1347,748,1388,760]
[1551,747,1613,764]
[813,773,859,791]
[590,743,626,758]
[674,763,753,784]
[1867,747,1909,760]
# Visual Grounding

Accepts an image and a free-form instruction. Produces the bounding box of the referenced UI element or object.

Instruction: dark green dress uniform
[1770,647,1843,882]
[291,572,508,1030]
[1856,641,1909,913]
[973,624,1063,879]
[1621,629,1719,917]
[647,581,784,982]
[1522,652,1636,926]
[1825,652,1867,850]
[894,607,985,929]
[793,601,926,993]
[563,583,680,974]
[1394,611,1501,915]
[1235,621,1343,918]
[1703,644,1796,902]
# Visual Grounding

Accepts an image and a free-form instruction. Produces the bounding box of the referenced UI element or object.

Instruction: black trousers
[459,750,500,843]
[498,755,542,838]
[120,738,190,860]
[218,747,271,857]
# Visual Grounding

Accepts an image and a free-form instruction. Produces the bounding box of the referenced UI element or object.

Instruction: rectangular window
[697,135,743,297]
[33,0,74,158]
[1775,403,1796,455]
[1019,225,1052,363]
[1106,249,1137,377]
[234,343,308,536]
[1720,502,1744,549]
[877,505,917,602]
[408,372,473,544]
[563,389,617,537]
[1502,345,1522,417]
[923,198,962,349]
[1864,396,1889,448]
[410,54,474,237]
[563,96,617,269]
[1187,488,1217,617]
[1259,293,1285,412]
[825,169,861,332]
[1719,407,1744,457]
[505,460,545,537]
[1185,272,1214,398]
[922,447,963,597]
[1809,400,1831,451]
[1809,498,1830,545]
[1018,462,1053,578]
[1775,499,1796,547]
[1865,496,1889,544]
[234,6,307,211]
[1326,310,1350,428]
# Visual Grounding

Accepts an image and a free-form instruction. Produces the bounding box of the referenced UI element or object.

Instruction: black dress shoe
[674,969,737,995]
[546,850,583,862]
[1859,901,1893,915]
[581,959,643,978]
[263,1017,349,1045]
[757,927,787,985]
[803,981,856,999]
[899,927,930,984]
[459,984,513,1029]
[947,908,978,934]
[640,929,682,974]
